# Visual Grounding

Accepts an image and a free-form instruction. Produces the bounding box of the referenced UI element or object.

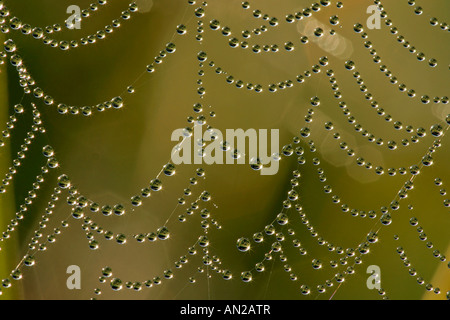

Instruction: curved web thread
[0,0,448,300]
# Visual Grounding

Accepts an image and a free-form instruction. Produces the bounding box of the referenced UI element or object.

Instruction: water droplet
[11,269,22,280]
[150,179,162,191]
[250,157,263,171]
[111,97,123,109]
[222,270,232,280]
[430,124,443,137]
[156,226,170,240]
[276,213,289,225]
[163,163,176,176]
[345,60,355,70]
[312,259,322,269]
[198,235,209,247]
[42,145,54,157]
[354,23,364,33]
[235,237,250,252]
[329,15,339,25]
[115,234,127,244]
[240,271,252,282]
[380,213,392,225]
[300,284,310,295]
[110,278,123,291]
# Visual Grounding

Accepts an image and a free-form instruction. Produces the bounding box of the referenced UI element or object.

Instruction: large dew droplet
[236,237,251,252]
[42,145,54,158]
[156,226,170,240]
[163,163,176,176]
[150,179,162,191]
[240,271,252,282]
[110,278,123,291]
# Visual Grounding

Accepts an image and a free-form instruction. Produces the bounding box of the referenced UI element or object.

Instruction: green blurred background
[0,0,449,300]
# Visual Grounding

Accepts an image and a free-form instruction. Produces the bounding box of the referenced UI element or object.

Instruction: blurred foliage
[0,0,449,300]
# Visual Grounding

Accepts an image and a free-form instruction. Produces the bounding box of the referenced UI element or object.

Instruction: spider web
[0,0,449,300]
